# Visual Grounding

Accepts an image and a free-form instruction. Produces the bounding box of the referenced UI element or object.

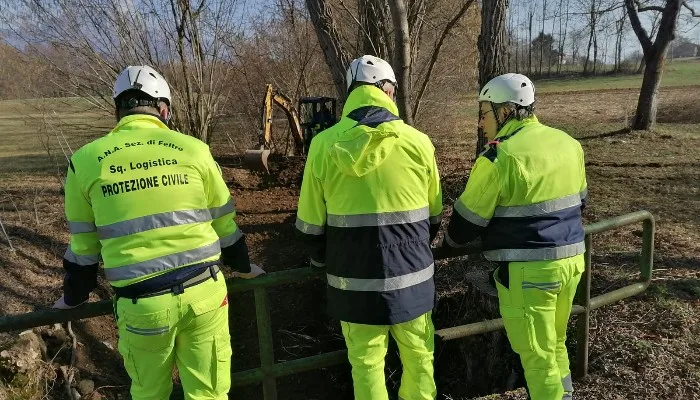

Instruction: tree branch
[635,0,665,13]
[626,0,653,54]
[411,0,474,122]
[682,0,700,17]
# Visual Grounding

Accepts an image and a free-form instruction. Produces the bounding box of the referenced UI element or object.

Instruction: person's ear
[499,105,512,120]
[382,82,396,101]
[159,102,170,121]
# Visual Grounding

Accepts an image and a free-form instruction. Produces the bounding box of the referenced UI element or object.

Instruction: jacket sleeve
[445,155,500,248]
[427,150,443,241]
[63,159,100,306]
[295,148,327,267]
[203,149,251,273]
[578,144,589,210]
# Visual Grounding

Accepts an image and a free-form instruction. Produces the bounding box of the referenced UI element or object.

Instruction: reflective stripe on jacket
[296,85,443,325]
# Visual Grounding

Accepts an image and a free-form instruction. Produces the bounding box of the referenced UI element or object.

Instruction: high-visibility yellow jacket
[63,114,250,305]
[295,85,443,325]
[446,116,588,261]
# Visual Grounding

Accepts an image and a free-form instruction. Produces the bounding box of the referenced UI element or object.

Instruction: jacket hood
[331,86,401,177]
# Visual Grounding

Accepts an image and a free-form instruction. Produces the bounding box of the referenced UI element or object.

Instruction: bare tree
[306,0,352,101]
[306,0,477,123]
[359,0,392,58]
[556,0,571,73]
[583,0,598,74]
[614,7,628,72]
[3,0,244,144]
[411,0,475,121]
[625,0,699,130]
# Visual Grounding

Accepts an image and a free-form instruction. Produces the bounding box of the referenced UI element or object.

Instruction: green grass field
[535,58,700,92]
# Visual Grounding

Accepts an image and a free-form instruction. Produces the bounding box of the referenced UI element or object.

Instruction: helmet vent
[521,82,527,88]
[149,73,157,78]
[366,60,374,65]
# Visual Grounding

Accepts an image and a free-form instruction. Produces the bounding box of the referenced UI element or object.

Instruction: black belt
[114,265,220,302]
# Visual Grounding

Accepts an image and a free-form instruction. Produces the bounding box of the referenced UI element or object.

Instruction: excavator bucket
[243,148,271,172]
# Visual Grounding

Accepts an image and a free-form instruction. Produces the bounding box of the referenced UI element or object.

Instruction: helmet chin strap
[491,102,515,134]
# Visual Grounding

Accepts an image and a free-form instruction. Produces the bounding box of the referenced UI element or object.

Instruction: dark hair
[347,79,396,95]
[115,89,167,117]
[494,102,536,121]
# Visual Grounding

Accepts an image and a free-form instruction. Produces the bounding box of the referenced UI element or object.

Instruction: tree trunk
[539,0,547,76]
[408,0,427,81]
[306,0,351,101]
[592,31,598,75]
[389,0,413,125]
[528,7,534,75]
[633,53,663,130]
[625,0,682,130]
[478,0,508,88]
[477,0,509,155]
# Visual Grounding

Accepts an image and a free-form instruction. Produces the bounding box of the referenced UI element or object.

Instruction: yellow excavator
[244,84,336,172]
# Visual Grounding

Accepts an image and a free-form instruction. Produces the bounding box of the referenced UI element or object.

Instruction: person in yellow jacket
[440,73,587,400]
[52,65,265,400]
[295,55,443,400]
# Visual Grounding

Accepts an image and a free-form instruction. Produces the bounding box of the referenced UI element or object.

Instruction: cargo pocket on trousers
[213,331,232,393]
[500,306,536,354]
[122,309,172,351]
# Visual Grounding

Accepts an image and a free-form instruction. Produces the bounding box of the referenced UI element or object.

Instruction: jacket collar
[495,115,540,139]
[342,85,400,118]
[112,113,169,133]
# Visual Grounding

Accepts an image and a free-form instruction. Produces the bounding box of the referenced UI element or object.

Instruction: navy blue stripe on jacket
[482,206,584,251]
[346,105,401,128]
[325,219,435,325]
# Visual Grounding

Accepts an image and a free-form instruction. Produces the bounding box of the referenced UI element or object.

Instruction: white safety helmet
[478,73,535,107]
[113,65,171,104]
[346,55,397,90]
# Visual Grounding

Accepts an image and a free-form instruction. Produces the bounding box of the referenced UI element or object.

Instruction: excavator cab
[298,96,337,154]
[244,84,336,172]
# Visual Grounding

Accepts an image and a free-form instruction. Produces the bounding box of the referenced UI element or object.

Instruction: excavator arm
[245,84,335,172]
[270,89,304,155]
[258,84,304,155]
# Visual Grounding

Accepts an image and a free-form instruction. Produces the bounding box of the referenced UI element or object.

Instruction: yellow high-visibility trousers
[114,272,231,400]
[495,255,584,400]
[341,312,436,400]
